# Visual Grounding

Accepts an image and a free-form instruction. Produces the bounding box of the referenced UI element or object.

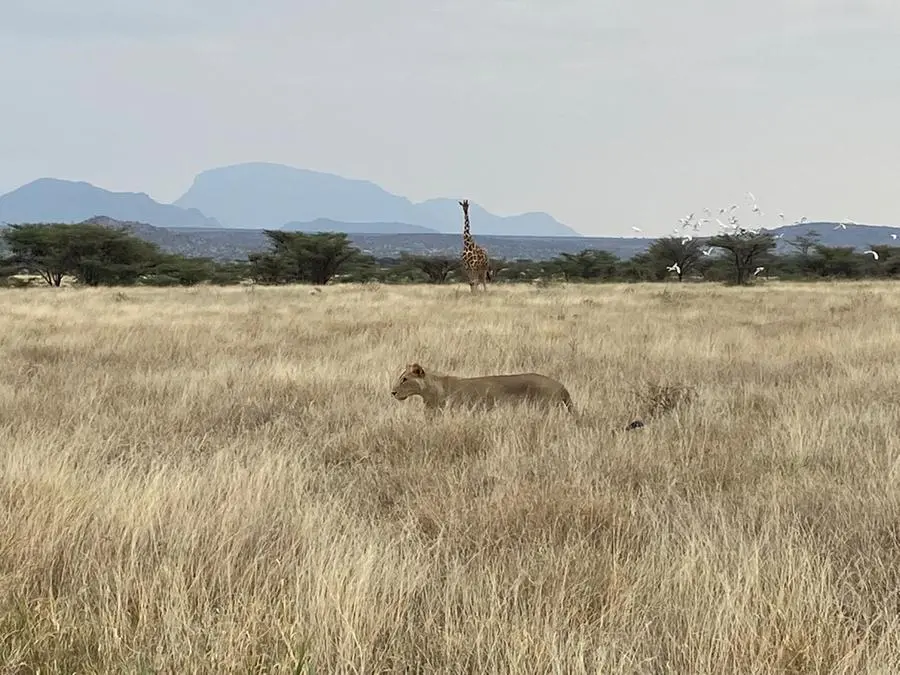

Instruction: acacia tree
[549,249,620,281]
[809,245,862,278]
[1,222,160,286]
[255,231,366,285]
[864,245,900,277]
[63,223,160,285]
[785,228,821,258]
[646,237,704,281]
[708,229,776,285]
[401,254,459,284]
[2,224,67,285]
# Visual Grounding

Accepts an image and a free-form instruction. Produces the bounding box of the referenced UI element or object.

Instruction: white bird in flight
[632,226,643,233]
[753,266,765,276]
[864,250,879,260]
[667,262,681,275]
[890,234,898,240]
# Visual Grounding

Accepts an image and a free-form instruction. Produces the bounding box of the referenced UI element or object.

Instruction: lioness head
[391,363,426,400]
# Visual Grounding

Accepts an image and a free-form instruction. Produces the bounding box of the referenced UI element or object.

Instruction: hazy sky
[3,0,900,236]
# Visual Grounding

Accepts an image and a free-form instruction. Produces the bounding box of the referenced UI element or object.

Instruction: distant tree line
[0,223,248,288]
[2,222,899,289]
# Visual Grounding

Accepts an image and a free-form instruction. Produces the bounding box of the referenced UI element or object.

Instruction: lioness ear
[410,363,425,377]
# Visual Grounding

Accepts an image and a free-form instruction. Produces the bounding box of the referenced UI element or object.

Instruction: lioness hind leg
[561,390,576,414]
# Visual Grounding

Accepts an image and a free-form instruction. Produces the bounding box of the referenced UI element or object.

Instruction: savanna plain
[2,280,900,673]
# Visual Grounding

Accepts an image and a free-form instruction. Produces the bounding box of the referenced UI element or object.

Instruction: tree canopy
[3,223,160,286]
[646,237,707,281]
[708,230,777,285]
[249,231,366,285]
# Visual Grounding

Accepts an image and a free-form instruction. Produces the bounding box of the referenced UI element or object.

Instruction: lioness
[391,362,575,413]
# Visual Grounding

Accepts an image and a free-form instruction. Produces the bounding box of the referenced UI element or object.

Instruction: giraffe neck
[463,213,476,249]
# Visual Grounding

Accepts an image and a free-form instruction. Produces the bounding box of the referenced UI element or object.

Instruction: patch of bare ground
[1,281,900,672]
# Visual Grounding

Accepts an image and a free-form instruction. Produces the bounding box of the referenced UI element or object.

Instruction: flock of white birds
[631,191,892,276]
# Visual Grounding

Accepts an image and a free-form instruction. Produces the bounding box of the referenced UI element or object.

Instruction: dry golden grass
[2,280,900,672]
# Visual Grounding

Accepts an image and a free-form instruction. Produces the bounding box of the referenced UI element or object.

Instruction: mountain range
[0,178,222,228]
[0,162,581,237]
[3,164,899,251]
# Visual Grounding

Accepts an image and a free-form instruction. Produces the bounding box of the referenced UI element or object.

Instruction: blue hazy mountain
[0,178,220,228]
[173,162,581,236]
[769,221,900,249]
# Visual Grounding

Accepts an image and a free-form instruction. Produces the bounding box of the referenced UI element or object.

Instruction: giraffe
[459,199,491,292]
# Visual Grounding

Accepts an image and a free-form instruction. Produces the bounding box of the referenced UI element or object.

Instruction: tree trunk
[731,252,745,285]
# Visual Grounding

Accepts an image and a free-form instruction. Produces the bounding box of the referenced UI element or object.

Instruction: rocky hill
[167,227,649,261]
[283,218,439,235]
[768,221,900,251]
[0,178,220,228]
[128,220,900,262]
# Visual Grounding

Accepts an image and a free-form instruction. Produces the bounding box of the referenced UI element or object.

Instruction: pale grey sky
[2,0,900,236]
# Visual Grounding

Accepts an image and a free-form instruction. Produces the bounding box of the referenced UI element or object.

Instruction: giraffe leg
[467,269,480,293]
